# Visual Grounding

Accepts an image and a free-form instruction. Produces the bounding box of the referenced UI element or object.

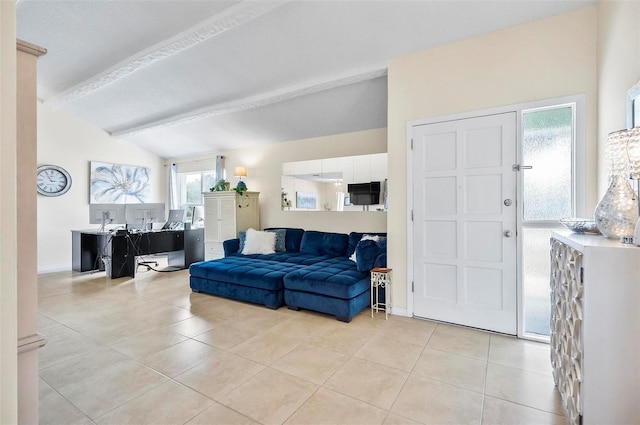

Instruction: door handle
[512,164,533,171]
[504,199,512,207]
[504,230,512,237]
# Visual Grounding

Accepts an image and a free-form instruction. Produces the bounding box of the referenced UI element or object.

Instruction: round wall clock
[36,164,72,196]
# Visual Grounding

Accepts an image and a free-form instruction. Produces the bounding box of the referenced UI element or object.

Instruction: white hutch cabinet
[550,231,639,425]
[203,191,259,260]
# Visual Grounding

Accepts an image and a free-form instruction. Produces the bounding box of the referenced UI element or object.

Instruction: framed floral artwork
[296,192,317,209]
[90,161,150,203]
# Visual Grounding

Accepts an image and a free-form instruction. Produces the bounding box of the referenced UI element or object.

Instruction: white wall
[597,0,640,195]
[168,127,388,234]
[37,103,166,272]
[387,6,598,312]
[1,1,19,422]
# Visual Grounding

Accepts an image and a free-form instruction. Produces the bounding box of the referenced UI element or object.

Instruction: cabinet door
[204,196,221,242]
[219,196,237,240]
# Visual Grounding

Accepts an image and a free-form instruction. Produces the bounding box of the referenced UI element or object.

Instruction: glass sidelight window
[521,104,575,339]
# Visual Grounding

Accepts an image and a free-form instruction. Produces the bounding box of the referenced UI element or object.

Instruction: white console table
[550,231,640,425]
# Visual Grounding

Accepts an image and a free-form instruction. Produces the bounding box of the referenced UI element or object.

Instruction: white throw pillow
[242,228,276,255]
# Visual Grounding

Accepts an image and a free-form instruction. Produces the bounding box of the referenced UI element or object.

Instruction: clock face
[36,165,72,196]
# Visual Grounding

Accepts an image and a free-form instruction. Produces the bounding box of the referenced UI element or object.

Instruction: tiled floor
[37,261,566,425]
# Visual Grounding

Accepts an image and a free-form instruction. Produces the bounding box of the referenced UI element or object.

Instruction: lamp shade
[234,166,247,177]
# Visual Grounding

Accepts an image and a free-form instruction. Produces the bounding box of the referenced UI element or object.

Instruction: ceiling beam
[110,62,388,139]
[44,0,289,108]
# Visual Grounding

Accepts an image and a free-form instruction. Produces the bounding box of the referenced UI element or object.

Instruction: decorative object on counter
[559,218,600,234]
[211,179,230,192]
[594,129,638,240]
[281,188,291,210]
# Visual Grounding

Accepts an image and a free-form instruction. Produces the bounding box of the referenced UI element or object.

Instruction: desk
[71,229,204,278]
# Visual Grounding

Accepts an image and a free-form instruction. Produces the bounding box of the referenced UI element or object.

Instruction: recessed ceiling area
[17,0,595,159]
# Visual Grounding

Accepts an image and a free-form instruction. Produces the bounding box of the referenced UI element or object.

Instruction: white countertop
[552,230,640,252]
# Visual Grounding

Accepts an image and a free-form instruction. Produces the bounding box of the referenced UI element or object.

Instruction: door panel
[413,112,517,334]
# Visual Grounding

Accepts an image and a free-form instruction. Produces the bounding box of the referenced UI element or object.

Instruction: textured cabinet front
[550,232,640,424]
[550,238,583,425]
[203,192,259,260]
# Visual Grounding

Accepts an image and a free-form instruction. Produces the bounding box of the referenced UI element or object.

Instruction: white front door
[412,112,517,334]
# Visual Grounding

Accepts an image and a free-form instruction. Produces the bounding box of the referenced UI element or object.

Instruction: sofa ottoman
[283,257,371,322]
[189,256,304,309]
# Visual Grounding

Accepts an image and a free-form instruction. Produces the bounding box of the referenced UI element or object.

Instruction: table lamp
[234,166,247,181]
[234,166,247,194]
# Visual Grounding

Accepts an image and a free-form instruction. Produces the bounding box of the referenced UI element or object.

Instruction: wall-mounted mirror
[281,153,387,212]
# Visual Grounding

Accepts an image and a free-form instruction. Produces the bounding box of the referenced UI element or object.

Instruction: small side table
[370,267,392,319]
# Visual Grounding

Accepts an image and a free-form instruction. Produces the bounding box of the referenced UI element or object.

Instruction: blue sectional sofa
[189,228,386,322]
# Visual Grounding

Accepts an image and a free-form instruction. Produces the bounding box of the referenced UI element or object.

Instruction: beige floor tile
[376,317,437,346]
[354,334,423,371]
[38,268,558,425]
[124,303,194,326]
[391,374,483,424]
[485,363,564,416]
[94,380,213,425]
[140,338,219,377]
[175,351,265,401]
[39,379,95,425]
[39,325,103,370]
[226,312,287,334]
[268,316,334,341]
[412,348,487,393]
[272,343,348,385]
[167,315,227,337]
[109,328,188,360]
[219,368,317,425]
[427,324,490,360]
[40,348,168,419]
[482,396,566,425]
[324,357,409,410]
[38,315,62,331]
[62,315,158,346]
[192,321,260,350]
[285,388,387,425]
[185,402,260,425]
[230,331,301,365]
[310,323,375,355]
[489,334,553,375]
[383,413,423,425]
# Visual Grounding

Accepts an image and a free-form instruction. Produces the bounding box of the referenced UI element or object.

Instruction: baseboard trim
[37,264,71,274]
[390,307,409,317]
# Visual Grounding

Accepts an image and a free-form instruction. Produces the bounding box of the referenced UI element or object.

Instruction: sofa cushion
[354,239,386,272]
[283,257,370,299]
[189,257,303,291]
[347,232,387,257]
[264,227,305,252]
[299,231,349,257]
[237,251,334,265]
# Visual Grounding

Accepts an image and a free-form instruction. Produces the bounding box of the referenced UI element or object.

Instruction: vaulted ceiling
[17,0,594,159]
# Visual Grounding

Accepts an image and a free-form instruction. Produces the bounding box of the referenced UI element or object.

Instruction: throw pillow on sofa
[349,234,380,263]
[265,229,286,252]
[242,228,276,255]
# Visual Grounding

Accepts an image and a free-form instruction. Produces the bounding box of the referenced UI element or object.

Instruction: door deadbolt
[504,199,512,207]
[504,230,512,237]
